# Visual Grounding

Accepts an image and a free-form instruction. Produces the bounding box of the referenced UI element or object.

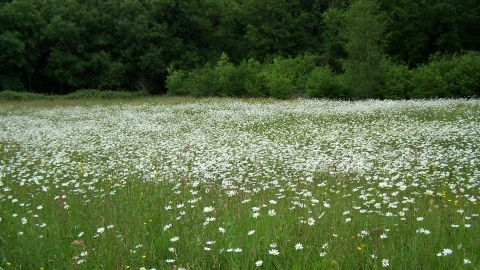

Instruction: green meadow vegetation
[0,98,479,269]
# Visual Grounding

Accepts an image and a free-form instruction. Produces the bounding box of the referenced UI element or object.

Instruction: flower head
[203,206,215,213]
[307,217,315,226]
[269,249,280,255]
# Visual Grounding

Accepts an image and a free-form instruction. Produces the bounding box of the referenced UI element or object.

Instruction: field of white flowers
[0,98,479,269]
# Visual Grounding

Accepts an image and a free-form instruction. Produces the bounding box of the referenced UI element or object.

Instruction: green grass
[0,89,151,102]
[0,98,479,269]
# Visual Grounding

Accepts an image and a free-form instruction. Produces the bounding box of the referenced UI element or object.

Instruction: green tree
[321,7,347,73]
[0,0,44,92]
[237,0,323,60]
[341,0,386,99]
[43,14,88,92]
[149,0,239,69]
[380,0,480,68]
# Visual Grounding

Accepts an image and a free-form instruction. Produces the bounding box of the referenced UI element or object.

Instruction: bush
[240,59,267,98]
[166,66,213,98]
[166,54,268,98]
[215,53,242,97]
[264,75,294,99]
[263,55,317,99]
[430,51,480,97]
[165,68,189,96]
[63,89,149,100]
[306,65,347,99]
[216,57,267,98]
[186,67,219,97]
[0,90,52,101]
[410,63,448,99]
[382,61,414,99]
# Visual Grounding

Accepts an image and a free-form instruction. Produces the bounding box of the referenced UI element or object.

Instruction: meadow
[0,98,479,269]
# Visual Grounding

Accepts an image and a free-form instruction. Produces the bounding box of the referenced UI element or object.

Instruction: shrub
[411,63,448,99]
[382,61,414,99]
[165,68,189,96]
[263,55,317,99]
[0,90,52,101]
[215,53,242,97]
[217,57,267,98]
[264,74,294,99]
[166,54,268,98]
[240,59,267,98]
[63,89,149,99]
[186,67,219,97]
[306,65,347,99]
[430,51,480,97]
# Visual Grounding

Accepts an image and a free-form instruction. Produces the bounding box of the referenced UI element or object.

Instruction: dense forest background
[1,0,479,99]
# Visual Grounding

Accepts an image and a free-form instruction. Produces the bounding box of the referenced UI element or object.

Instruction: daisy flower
[307,217,315,226]
[442,248,453,256]
[295,243,303,250]
[255,260,263,267]
[381,259,389,267]
[269,249,280,256]
[203,206,215,213]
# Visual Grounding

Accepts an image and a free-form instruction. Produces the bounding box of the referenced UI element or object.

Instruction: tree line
[1,0,479,99]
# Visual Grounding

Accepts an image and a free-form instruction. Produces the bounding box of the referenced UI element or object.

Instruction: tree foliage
[0,0,479,99]
[341,0,386,99]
